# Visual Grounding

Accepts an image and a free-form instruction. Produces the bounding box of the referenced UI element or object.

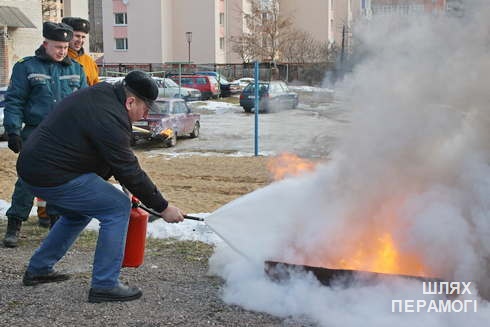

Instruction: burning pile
[265,153,435,281]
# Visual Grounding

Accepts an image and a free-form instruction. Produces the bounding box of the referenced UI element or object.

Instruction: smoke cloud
[207,1,490,325]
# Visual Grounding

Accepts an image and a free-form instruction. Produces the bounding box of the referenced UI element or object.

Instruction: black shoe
[23,270,71,286]
[38,217,50,228]
[88,283,142,303]
[3,217,22,248]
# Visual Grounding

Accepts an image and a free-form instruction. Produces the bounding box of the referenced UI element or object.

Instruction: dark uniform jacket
[4,46,88,139]
[17,82,168,213]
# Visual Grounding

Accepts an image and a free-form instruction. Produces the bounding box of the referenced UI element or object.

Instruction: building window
[115,38,128,50]
[114,12,127,25]
[219,13,225,25]
[220,37,225,50]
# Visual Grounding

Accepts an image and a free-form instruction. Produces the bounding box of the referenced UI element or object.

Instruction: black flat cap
[62,17,90,33]
[43,22,73,42]
[123,71,159,106]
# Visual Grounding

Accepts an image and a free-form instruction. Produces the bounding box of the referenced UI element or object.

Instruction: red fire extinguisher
[122,196,149,268]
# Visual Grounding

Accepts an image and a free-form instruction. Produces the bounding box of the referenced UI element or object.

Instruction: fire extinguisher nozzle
[183,215,205,221]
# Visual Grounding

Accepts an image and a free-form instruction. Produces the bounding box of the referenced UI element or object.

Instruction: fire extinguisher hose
[132,199,205,221]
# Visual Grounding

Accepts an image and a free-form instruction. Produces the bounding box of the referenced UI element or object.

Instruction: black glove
[7,134,22,153]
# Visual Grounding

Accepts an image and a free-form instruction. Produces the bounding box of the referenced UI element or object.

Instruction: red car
[170,74,220,100]
[132,98,200,147]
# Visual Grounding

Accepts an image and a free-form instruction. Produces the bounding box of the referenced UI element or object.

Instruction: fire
[267,152,316,180]
[266,153,433,278]
[288,196,434,278]
[336,232,430,277]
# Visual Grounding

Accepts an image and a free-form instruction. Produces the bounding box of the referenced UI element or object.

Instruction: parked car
[132,98,200,147]
[216,76,240,97]
[103,76,201,101]
[0,86,7,139]
[152,77,201,101]
[195,71,240,97]
[239,80,299,113]
[231,77,255,90]
[170,74,220,100]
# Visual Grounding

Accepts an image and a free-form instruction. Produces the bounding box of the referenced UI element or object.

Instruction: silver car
[104,76,201,102]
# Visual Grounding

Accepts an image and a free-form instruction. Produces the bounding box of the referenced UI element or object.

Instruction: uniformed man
[2,22,87,248]
[62,17,99,86]
[34,17,100,229]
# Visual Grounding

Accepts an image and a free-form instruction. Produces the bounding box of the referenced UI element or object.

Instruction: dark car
[239,80,299,113]
[195,71,240,97]
[132,98,200,147]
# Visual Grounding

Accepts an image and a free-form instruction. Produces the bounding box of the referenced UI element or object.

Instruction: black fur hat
[62,17,90,33]
[123,71,159,106]
[43,22,73,42]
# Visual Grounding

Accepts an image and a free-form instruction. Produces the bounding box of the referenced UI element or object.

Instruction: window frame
[114,38,128,51]
[114,12,128,25]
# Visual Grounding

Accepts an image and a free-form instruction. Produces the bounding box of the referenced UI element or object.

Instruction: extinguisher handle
[133,199,204,222]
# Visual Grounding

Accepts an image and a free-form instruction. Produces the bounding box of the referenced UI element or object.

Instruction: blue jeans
[23,173,131,289]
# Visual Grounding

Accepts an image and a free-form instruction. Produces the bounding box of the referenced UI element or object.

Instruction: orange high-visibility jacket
[68,47,99,86]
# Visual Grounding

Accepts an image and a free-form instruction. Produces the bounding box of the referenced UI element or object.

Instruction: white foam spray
[207,2,490,325]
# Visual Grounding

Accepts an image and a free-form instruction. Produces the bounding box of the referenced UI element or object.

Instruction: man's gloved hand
[7,134,22,153]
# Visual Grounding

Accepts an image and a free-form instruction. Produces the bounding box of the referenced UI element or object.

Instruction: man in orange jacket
[37,17,100,228]
[62,17,99,86]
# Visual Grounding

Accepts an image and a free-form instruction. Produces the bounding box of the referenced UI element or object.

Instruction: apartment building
[0,0,42,85]
[371,0,446,15]
[102,0,242,64]
[102,0,364,65]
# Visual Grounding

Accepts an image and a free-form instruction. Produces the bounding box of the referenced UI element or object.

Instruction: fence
[97,62,337,86]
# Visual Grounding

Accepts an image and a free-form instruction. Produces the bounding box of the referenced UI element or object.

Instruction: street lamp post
[185,32,192,63]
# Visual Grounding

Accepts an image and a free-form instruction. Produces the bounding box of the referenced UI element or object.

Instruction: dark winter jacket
[3,46,87,138]
[17,82,168,212]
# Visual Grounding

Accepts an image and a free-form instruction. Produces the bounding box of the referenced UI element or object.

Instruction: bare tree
[230,0,294,63]
[230,0,335,64]
[281,30,332,63]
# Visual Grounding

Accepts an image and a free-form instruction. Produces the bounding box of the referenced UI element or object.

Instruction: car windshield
[219,76,229,84]
[165,79,179,87]
[150,101,170,114]
[180,78,194,84]
[243,83,268,93]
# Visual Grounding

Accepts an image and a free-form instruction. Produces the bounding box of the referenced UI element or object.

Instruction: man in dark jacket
[17,71,185,303]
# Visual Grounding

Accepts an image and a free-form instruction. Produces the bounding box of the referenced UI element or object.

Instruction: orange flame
[335,232,430,277]
[267,153,316,180]
[288,197,433,277]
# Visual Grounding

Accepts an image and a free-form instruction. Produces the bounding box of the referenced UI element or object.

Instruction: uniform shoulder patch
[17,56,33,63]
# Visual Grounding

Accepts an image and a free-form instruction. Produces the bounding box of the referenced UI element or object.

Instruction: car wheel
[243,107,252,113]
[190,122,200,138]
[165,131,177,147]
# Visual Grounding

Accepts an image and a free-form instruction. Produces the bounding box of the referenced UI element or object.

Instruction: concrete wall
[102,0,165,63]
[280,0,332,45]
[1,0,43,85]
[63,0,89,18]
[225,0,247,63]
[172,0,216,64]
